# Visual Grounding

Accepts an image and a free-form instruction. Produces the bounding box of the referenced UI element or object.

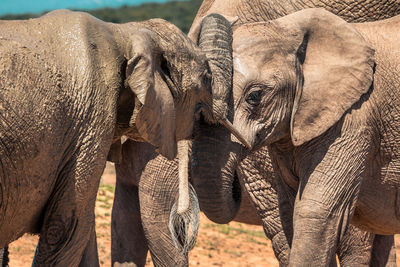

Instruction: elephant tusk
[219,118,252,149]
[177,139,190,214]
[169,140,200,253]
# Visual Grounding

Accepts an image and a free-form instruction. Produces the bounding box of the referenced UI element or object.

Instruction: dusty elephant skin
[112,141,185,266]
[236,148,397,267]
[0,9,234,266]
[111,141,157,267]
[111,1,400,267]
[112,140,266,267]
[228,8,400,266]
[112,135,396,267]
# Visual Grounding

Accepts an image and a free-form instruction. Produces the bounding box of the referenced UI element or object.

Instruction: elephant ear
[278,8,375,146]
[125,29,177,160]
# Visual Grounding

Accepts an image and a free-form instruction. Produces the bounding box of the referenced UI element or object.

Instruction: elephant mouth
[232,170,242,205]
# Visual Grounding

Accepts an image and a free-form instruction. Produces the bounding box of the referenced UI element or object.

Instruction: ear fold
[277,8,375,146]
[125,30,177,160]
[125,30,155,106]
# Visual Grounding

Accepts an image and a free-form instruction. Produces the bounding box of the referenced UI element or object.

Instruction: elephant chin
[229,171,242,216]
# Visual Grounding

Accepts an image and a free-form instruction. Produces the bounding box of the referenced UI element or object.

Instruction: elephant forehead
[233,40,267,79]
[233,43,289,81]
[233,32,288,68]
[233,22,296,56]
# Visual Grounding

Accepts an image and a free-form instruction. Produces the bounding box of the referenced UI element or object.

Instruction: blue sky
[0,0,170,15]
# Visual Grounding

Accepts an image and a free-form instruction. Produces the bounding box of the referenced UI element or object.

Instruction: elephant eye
[246,90,262,106]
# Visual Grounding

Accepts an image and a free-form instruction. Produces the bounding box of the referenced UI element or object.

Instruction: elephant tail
[168,183,200,254]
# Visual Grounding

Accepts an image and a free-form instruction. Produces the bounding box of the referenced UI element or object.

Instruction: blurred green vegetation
[0,0,203,33]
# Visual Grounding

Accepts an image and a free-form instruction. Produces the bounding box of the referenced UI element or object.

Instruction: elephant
[111,0,400,266]
[0,9,241,266]
[224,8,400,266]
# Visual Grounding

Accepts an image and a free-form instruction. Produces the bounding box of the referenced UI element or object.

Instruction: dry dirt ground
[8,163,400,266]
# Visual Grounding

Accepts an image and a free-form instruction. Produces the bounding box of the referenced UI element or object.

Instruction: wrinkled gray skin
[112,140,396,267]
[111,1,400,266]
[112,140,263,266]
[229,8,400,266]
[0,10,234,266]
[193,125,397,267]
[111,140,264,267]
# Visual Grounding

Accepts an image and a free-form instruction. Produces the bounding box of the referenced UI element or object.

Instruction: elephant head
[231,8,375,148]
[111,15,249,228]
[117,19,213,160]
[191,7,376,223]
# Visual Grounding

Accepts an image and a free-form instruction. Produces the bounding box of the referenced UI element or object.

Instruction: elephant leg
[337,224,374,267]
[33,151,104,266]
[32,226,100,267]
[370,235,397,267]
[236,148,291,265]
[34,200,98,266]
[286,134,368,266]
[111,140,187,266]
[139,154,188,267]
[336,216,396,267]
[112,180,148,266]
[79,226,100,267]
[290,189,360,266]
[238,147,345,267]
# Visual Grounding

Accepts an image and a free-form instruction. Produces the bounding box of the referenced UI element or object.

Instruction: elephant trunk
[197,13,251,149]
[192,122,242,224]
[176,14,236,217]
[190,14,245,224]
[139,154,198,265]
[197,13,233,123]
